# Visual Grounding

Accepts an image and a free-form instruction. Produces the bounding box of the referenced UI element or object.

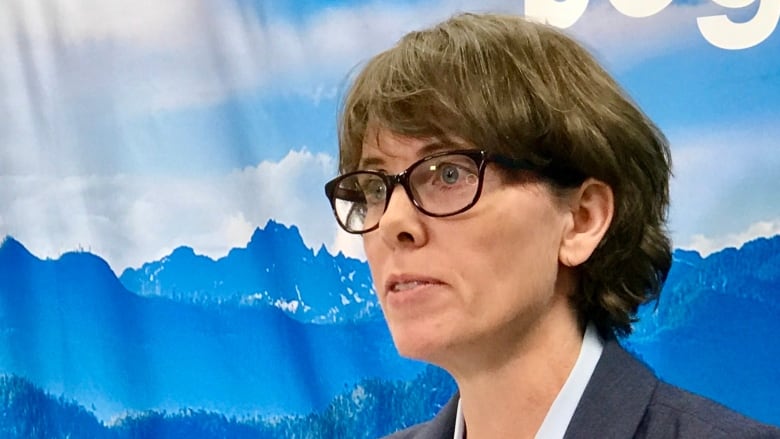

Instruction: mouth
[385,276,444,294]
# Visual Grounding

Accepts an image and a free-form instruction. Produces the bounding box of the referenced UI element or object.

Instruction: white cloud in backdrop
[668,116,780,255]
[0,149,348,272]
[3,116,778,272]
[686,219,780,257]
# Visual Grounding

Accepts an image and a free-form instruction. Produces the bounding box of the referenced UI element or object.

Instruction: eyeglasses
[324,149,534,234]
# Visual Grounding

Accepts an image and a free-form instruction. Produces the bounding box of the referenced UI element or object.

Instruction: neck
[447,298,584,439]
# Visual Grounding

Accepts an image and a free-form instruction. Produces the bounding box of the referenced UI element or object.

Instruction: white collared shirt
[453,323,605,439]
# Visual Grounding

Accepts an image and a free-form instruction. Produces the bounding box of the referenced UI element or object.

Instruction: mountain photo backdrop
[1,0,779,437]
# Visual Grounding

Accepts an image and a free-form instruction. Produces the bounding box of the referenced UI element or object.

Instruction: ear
[559,179,614,268]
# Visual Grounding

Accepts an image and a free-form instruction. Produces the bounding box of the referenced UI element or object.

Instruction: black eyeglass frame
[324,149,535,234]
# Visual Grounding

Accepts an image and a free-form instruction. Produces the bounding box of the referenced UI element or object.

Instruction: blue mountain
[0,364,456,439]
[624,235,780,425]
[0,374,110,438]
[1,230,778,426]
[0,236,423,421]
[119,220,380,323]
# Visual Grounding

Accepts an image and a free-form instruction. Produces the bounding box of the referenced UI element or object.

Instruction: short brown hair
[337,13,672,336]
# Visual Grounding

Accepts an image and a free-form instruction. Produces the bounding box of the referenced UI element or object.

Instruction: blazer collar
[413,339,657,439]
[563,338,658,438]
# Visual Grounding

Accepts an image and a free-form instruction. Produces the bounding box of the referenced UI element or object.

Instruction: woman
[324,12,779,439]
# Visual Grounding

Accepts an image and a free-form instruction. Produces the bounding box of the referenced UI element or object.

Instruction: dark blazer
[383,339,780,438]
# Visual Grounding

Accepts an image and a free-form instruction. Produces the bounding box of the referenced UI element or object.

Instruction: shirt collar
[453,323,605,439]
[454,397,465,439]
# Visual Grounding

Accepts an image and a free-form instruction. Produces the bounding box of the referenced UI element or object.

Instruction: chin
[394,343,443,363]
[388,324,453,364]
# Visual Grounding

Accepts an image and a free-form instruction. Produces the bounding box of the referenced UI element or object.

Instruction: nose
[375,183,427,247]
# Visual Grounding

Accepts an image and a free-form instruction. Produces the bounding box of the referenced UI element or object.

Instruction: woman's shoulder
[639,381,780,438]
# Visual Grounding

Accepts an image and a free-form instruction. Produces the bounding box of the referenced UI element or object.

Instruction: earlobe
[559,179,614,267]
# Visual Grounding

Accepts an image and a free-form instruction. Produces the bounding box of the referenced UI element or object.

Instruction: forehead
[359,126,472,169]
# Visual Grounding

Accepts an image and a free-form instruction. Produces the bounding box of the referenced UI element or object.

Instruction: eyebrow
[358,138,465,170]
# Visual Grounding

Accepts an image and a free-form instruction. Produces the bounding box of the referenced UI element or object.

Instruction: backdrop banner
[0,0,778,437]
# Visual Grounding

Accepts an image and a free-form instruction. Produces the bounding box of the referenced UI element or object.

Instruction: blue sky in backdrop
[1,0,778,272]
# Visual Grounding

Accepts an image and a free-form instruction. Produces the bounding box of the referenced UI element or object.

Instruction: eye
[439,164,461,185]
[362,178,387,203]
[410,152,480,195]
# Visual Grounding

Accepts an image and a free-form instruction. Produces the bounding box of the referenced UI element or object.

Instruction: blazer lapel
[413,395,459,438]
[563,339,658,439]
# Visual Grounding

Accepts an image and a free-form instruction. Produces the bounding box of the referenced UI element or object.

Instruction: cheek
[362,232,382,260]
[362,235,386,290]
[462,203,565,298]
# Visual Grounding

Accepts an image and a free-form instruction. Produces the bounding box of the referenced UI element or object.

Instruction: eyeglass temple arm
[332,186,367,203]
[490,154,586,186]
[489,154,536,170]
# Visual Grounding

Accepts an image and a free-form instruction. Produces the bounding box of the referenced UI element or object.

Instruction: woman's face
[360,128,578,368]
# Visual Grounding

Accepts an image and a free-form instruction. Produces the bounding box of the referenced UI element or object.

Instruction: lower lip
[385,282,443,308]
